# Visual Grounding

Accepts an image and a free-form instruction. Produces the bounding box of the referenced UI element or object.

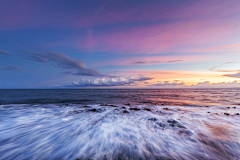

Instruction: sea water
[0,89,240,159]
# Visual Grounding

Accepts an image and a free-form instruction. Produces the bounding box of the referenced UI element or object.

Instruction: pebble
[224,113,230,116]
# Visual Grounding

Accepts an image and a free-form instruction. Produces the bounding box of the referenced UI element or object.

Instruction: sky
[0,0,240,88]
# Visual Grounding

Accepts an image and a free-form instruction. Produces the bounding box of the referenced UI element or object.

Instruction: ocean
[0,89,240,159]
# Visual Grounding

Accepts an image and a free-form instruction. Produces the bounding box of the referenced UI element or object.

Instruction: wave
[0,104,240,159]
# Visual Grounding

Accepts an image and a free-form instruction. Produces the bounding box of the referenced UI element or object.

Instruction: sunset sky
[1,0,240,88]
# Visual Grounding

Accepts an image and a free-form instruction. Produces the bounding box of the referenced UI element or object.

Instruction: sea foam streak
[0,104,240,159]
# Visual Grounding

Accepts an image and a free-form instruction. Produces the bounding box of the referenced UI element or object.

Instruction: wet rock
[87,108,105,113]
[101,104,118,107]
[206,106,210,107]
[235,113,239,115]
[83,105,90,108]
[143,108,151,111]
[0,103,1,105]
[129,107,140,111]
[148,118,157,121]
[227,107,230,109]
[89,108,97,112]
[123,110,129,113]
[233,106,236,109]
[178,129,193,136]
[122,106,126,109]
[167,119,186,128]
[224,113,230,116]
[65,104,69,106]
[125,103,130,106]
[163,108,169,110]
[69,110,82,115]
[156,122,166,128]
[161,104,164,106]
[207,112,210,113]
[108,104,118,107]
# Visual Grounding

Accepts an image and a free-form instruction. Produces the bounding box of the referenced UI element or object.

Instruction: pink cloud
[93,55,209,67]
[78,18,239,54]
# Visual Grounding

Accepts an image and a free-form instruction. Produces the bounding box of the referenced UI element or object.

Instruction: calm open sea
[0,89,240,159]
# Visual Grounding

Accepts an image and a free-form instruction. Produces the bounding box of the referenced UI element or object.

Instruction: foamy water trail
[0,104,240,159]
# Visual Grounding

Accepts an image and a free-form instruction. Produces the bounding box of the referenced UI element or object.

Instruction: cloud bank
[66,76,153,87]
[25,51,102,76]
[150,81,240,88]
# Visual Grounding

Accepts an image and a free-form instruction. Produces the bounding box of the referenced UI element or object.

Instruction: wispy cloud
[65,75,153,87]
[1,65,22,71]
[0,50,12,56]
[224,72,240,78]
[25,51,102,76]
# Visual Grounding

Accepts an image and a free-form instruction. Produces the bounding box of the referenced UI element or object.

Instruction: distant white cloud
[0,50,12,56]
[150,80,240,88]
[66,75,153,87]
[151,81,185,87]
[1,65,22,71]
[25,51,102,76]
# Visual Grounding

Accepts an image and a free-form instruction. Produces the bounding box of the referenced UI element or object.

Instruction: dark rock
[108,104,118,107]
[156,122,166,128]
[65,104,69,106]
[161,104,164,106]
[83,105,90,108]
[163,108,169,110]
[235,113,239,115]
[122,106,126,109]
[0,103,1,105]
[125,103,130,106]
[227,107,230,109]
[224,113,230,116]
[178,130,193,136]
[167,119,186,128]
[233,107,236,109]
[129,107,140,111]
[69,110,82,115]
[87,108,105,113]
[206,106,209,107]
[143,108,151,111]
[123,110,129,113]
[207,112,210,113]
[148,118,157,121]
[90,108,97,112]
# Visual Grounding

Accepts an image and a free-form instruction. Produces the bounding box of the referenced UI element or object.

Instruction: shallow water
[1,103,240,159]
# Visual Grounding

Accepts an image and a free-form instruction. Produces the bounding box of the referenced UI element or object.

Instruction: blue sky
[1,0,240,88]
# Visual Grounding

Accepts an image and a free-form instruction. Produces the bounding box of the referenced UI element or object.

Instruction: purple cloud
[0,50,12,56]
[25,51,102,77]
[1,65,22,71]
